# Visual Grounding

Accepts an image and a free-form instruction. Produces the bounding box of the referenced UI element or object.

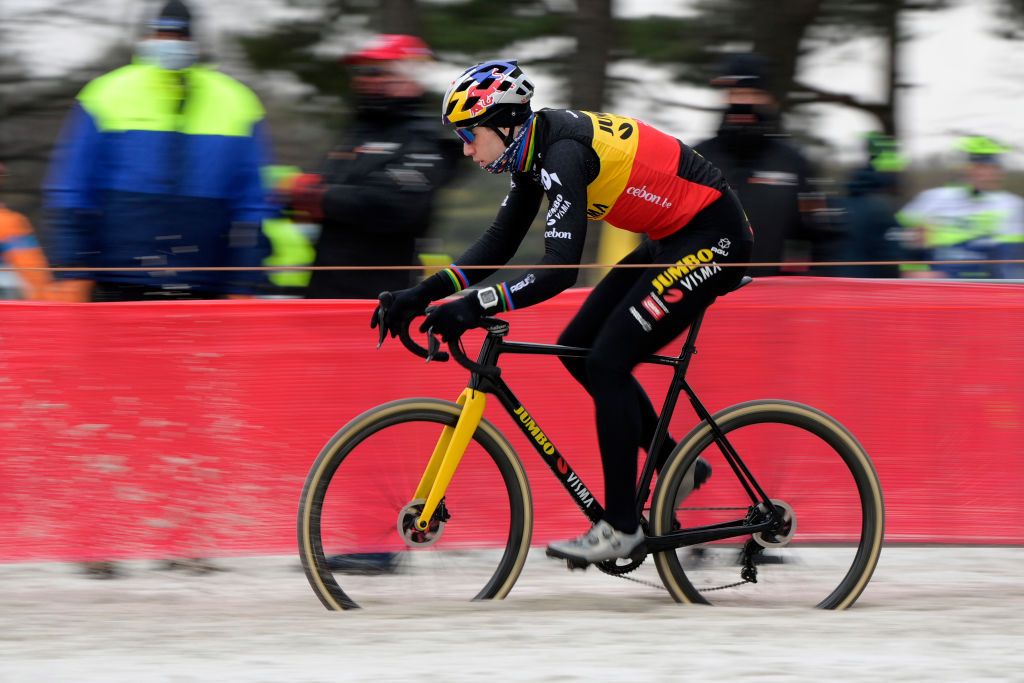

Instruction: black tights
[557,195,752,533]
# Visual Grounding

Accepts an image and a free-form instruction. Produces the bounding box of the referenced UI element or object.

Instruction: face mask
[136,39,198,71]
[717,102,780,150]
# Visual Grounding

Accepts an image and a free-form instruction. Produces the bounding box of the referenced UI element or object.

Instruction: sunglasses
[454,127,475,144]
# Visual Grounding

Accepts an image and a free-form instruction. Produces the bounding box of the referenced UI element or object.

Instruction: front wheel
[298,398,533,610]
[651,400,884,609]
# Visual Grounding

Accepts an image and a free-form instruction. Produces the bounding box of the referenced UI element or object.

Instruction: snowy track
[2,547,1022,682]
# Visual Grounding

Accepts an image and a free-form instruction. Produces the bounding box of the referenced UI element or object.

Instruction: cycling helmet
[442,60,534,131]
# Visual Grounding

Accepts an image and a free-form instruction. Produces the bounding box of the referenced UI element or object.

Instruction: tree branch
[788,80,890,119]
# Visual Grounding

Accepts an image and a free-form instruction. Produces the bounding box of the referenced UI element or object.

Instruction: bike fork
[412,388,487,530]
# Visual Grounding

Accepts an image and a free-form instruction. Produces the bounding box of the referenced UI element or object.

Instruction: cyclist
[374,60,754,564]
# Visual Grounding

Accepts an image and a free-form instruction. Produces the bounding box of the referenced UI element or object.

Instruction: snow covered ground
[1,547,1021,682]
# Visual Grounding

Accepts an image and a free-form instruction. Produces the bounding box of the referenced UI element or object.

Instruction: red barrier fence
[1,278,1022,561]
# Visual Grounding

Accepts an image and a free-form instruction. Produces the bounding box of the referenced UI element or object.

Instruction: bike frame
[412,308,780,552]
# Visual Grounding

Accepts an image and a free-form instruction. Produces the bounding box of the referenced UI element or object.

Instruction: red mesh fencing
[1,278,1022,561]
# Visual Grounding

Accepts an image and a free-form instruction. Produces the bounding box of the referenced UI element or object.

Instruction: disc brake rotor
[397,498,447,547]
[752,499,796,548]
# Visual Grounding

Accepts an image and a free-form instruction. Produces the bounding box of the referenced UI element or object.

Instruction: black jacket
[694,135,837,276]
[306,105,462,299]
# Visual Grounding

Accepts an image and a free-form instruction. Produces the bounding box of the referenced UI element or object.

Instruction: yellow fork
[413,387,487,530]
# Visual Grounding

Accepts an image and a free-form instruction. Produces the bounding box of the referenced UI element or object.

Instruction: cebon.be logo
[625,185,673,208]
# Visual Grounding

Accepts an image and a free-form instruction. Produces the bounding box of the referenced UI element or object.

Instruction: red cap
[344,34,433,64]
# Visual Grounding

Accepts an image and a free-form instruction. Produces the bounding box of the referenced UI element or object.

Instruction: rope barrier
[5,258,1024,273]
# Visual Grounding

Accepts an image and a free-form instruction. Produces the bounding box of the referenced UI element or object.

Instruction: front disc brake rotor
[397,498,447,547]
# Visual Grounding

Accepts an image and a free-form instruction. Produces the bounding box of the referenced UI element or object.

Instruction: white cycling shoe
[545,520,645,564]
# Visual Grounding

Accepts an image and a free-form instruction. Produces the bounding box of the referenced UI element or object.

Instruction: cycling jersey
[422,109,734,308]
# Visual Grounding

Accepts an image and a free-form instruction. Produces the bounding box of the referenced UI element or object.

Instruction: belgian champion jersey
[426,109,734,310]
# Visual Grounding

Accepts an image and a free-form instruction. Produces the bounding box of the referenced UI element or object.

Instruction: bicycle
[298,277,884,610]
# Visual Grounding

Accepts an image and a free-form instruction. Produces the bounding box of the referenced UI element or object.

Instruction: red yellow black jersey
[428,109,740,311]
[539,109,728,239]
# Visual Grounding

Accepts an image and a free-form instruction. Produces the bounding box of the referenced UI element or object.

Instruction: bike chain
[605,505,755,592]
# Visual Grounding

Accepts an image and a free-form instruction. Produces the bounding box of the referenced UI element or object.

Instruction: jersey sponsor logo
[544,228,572,239]
[662,288,684,303]
[718,238,731,250]
[513,405,555,455]
[641,293,668,320]
[678,263,723,291]
[748,170,798,186]
[509,273,535,293]
[586,203,610,219]
[593,113,635,140]
[626,185,673,209]
[629,306,652,332]
[546,194,572,226]
[651,247,716,295]
[540,168,562,191]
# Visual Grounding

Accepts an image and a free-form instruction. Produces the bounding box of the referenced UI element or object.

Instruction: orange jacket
[0,205,52,300]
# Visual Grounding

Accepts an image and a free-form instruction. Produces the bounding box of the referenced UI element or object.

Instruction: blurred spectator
[262,165,316,297]
[694,53,840,276]
[282,34,462,299]
[832,133,908,278]
[898,136,1024,279]
[43,0,274,304]
[42,0,275,577]
[0,164,52,299]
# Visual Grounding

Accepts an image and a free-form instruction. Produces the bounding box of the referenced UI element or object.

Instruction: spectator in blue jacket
[44,0,274,302]
[43,0,274,579]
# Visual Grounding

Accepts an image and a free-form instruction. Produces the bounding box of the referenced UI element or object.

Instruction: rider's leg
[557,240,668,462]
[582,216,753,536]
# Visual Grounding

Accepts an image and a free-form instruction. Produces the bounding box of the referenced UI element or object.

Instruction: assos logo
[626,185,673,208]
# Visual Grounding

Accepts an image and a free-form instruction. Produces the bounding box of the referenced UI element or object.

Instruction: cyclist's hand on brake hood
[419,293,483,342]
[371,286,431,340]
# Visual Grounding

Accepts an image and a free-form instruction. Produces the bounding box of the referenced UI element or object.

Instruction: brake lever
[426,328,441,363]
[376,292,393,349]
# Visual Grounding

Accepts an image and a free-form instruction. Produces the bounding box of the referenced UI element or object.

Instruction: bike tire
[298,398,533,610]
[651,399,884,609]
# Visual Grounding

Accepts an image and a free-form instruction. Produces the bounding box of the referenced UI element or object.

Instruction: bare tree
[569,0,614,111]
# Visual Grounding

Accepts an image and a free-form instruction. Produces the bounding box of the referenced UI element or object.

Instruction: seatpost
[676,309,706,376]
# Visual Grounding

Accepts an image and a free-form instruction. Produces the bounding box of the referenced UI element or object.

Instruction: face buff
[484,112,537,174]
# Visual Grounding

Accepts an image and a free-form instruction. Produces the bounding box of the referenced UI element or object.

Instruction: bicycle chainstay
[605,506,761,592]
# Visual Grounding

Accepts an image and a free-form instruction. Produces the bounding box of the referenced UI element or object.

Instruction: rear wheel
[652,400,884,609]
[298,398,533,610]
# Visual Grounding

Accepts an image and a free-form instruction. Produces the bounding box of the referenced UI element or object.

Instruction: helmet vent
[454,80,473,93]
[462,96,480,111]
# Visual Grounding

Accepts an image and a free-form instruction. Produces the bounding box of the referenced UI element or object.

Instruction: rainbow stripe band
[442,266,470,292]
[497,282,515,311]
[514,115,539,173]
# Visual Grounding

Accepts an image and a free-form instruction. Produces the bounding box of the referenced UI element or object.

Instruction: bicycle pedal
[565,558,590,571]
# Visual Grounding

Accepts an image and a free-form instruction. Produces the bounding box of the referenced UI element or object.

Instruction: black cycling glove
[370,286,431,339]
[419,293,484,342]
